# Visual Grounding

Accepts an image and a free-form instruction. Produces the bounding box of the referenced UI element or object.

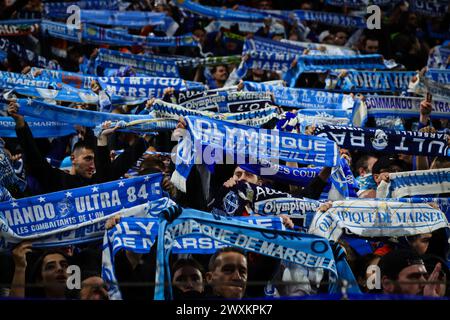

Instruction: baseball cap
[318,30,332,42]
[372,156,408,175]
[379,249,425,280]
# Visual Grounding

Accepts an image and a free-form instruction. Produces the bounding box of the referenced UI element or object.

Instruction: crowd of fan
[0,0,449,300]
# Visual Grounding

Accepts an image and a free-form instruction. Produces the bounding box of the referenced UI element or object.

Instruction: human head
[355,155,378,177]
[334,30,348,46]
[70,141,95,179]
[233,166,259,185]
[206,247,248,299]
[362,37,380,54]
[379,249,428,296]
[31,250,70,298]
[255,0,272,10]
[318,30,334,44]
[372,156,407,185]
[172,258,205,294]
[408,233,433,255]
[211,65,229,84]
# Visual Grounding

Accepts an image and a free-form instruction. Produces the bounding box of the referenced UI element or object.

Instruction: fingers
[318,201,333,212]
[280,214,294,229]
[105,215,121,230]
[223,177,237,188]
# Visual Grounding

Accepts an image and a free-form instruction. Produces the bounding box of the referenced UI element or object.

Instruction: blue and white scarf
[0,146,26,194]
[148,99,279,127]
[44,0,119,17]
[314,125,450,157]
[244,37,356,57]
[81,24,199,48]
[172,116,339,192]
[173,0,266,22]
[0,70,56,89]
[178,90,273,113]
[30,67,97,90]
[94,49,180,78]
[353,95,450,127]
[291,10,366,28]
[243,81,356,110]
[325,0,393,7]
[427,46,450,70]
[376,168,450,199]
[97,76,205,99]
[427,69,450,85]
[0,38,59,70]
[102,214,285,300]
[0,116,75,138]
[79,10,167,27]
[410,0,449,17]
[332,70,416,92]
[0,173,163,251]
[40,19,82,42]
[155,206,338,300]
[309,200,449,242]
[0,19,40,36]
[14,98,152,128]
[391,197,450,221]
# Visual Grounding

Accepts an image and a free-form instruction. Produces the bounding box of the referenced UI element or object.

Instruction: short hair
[355,155,377,172]
[211,65,227,74]
[72,140,95,154]
[208,247,246,272]
[172,258,205,277]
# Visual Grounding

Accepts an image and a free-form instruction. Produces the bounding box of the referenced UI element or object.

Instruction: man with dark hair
[379,249,443,297]
[211,65,229,88]
[361,37,380,54]
[372,155,408,186]
[7,101,147,193]
[172,258,205,297]
[206,247,248,299]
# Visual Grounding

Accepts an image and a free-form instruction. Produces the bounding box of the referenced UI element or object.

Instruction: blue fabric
[94,48,180,78]
[0,173,164,251]
[0,116,75,138]
[315,125,450,157]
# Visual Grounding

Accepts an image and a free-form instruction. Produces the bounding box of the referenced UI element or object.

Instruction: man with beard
[379,249,443,297]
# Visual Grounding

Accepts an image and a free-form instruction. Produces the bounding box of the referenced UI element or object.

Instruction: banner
[0,116,75,138]
[314,125,450,157]
[95,49,180,78]
[0,174,163,251]
[0,19,40,36]
[309,200,449,242]
[376,168,450,199]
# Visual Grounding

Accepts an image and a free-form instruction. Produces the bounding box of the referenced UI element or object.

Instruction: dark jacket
[15,122,147,194]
